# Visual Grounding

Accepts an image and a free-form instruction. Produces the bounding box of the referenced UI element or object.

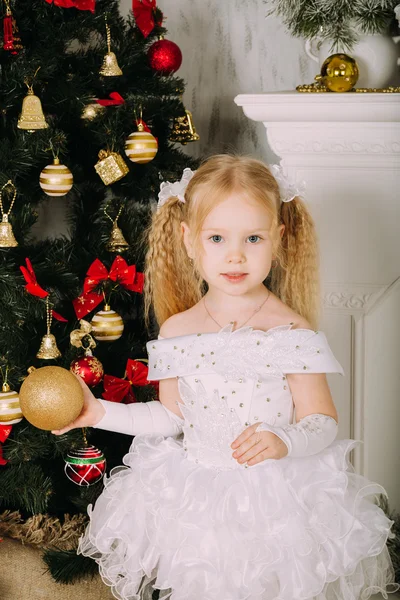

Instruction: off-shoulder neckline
[150,322,320,344]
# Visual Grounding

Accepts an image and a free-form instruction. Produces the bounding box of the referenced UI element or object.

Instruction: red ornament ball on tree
[70,355,104,387]
[64,444,106,486]
[148,39,182,74]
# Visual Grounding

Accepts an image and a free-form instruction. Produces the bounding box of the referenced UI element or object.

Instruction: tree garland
[0,510,87,551]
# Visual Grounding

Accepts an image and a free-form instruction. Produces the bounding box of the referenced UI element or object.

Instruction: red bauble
[64,444,106,486]
[148,39,182,74]
[70,354,104,387]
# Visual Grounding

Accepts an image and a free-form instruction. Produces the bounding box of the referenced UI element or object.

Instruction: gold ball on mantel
[316,53,359,92]
[19,366,84,431]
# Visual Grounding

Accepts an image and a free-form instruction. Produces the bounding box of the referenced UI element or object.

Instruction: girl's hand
[231,422,289,466]
[51,373,105,435]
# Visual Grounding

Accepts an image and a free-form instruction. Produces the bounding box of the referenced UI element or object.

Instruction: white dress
[78,324,399,600]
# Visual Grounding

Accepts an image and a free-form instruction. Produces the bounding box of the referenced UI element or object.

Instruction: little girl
[53,155,399,600]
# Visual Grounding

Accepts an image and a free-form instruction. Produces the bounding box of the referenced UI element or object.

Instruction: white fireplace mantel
[235,92,400,509]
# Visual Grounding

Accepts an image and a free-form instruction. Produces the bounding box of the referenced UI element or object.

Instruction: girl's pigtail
[271,198,320,330]
[143,197,203,329]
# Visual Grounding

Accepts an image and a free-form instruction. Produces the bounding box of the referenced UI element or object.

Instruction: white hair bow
[157,168,195,210]
[157,164,305,210]
[269,164,306,203]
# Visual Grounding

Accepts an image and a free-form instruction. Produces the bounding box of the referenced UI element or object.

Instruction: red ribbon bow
[132,0,157,38]
[102,359,154,403]
[20,259,67,322]
[45,0,95,12]
[0,425,12,466]
[97,92,125,107]
[73,256,144,319]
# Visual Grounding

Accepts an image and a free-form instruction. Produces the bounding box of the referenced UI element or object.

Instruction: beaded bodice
[146,324,343,470]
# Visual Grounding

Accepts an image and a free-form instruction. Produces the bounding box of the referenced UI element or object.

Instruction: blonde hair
[143,155,320,330]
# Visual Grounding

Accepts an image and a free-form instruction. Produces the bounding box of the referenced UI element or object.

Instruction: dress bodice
[146,323,344,470]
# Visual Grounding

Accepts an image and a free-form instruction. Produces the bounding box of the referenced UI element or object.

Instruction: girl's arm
[52,373,184,437]
[93,376,184,436]
[254,372,339,457]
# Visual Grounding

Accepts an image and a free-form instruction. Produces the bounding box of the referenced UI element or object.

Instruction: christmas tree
[0,0,198,583]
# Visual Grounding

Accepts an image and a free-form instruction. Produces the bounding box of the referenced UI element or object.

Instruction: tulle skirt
[78,435,399,600]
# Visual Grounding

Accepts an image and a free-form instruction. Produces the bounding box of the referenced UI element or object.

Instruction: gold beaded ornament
[36,296,62,360]
[104,204,129,253]
[99,17,122,77]
[0,179,18,248]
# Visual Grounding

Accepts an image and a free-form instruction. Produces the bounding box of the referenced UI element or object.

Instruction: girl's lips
[221,273,248,283]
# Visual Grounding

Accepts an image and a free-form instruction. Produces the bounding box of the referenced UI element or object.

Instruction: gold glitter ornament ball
[19,366,84,431]
[317,53,359,92]
[39,158,73,197]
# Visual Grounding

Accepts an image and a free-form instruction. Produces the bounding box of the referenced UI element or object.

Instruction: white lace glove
[93,399,184,437]
[255,413,338,457]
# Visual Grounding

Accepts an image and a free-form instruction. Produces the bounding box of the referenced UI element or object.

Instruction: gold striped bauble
[0,383,23,425]
[90,304,124,342]
[39,158,73,197]
[125,122,158,164]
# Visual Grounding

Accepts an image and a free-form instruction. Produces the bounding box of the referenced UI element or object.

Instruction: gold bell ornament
[125,120,158,164]
[90,304,124,342]
[39,157,73,197]
[94,149,129,185]
[315,53,359,93]
[36,297,62,360]
[99,17,122,77]
[0,366,23,425]
[0,179,18,248]
[170,108,200,145]
[17,70,48,132]
[104,204,129,253]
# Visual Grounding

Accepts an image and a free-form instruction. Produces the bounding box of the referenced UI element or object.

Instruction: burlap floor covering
[0,538,114,600]
[1,537,396,600]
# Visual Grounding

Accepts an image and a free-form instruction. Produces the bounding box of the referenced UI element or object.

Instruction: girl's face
[183,193,282,297]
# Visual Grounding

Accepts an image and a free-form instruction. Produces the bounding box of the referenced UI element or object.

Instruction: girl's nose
[226,247,246,263]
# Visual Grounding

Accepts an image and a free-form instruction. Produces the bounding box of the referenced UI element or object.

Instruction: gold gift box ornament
[94,150,129,186]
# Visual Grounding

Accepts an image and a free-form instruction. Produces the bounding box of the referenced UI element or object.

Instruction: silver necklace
[203,291,270,330]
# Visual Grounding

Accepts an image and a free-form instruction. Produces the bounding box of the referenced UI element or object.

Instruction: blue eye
[210,235,223,243]
[247,235,261,243]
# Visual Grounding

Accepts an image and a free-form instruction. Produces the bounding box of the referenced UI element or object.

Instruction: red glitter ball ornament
[70,354,104,387]
[64,444,106,486]
[147,38,182,74]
